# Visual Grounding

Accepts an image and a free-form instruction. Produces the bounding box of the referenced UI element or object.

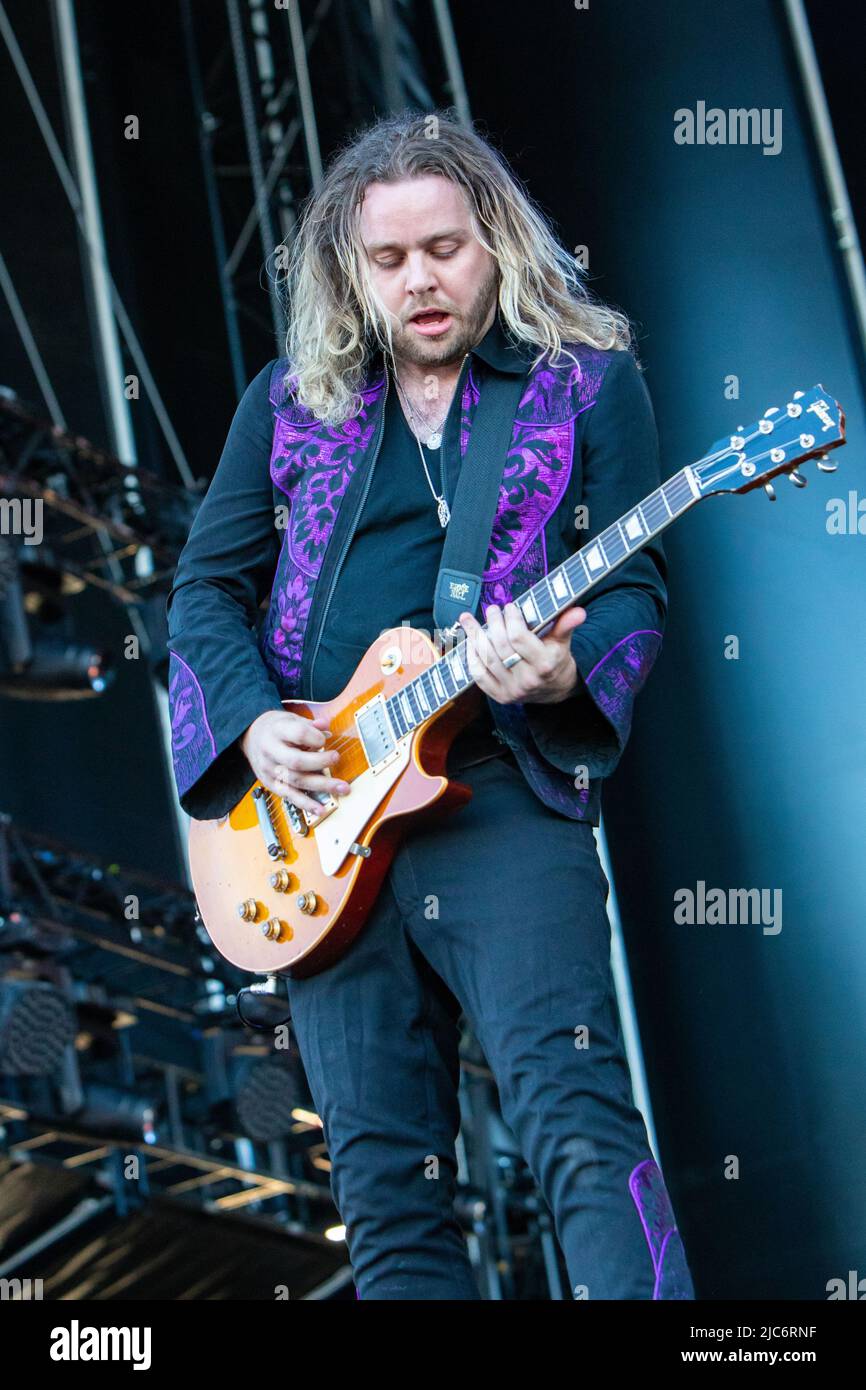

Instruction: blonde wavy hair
[276,108,633,424]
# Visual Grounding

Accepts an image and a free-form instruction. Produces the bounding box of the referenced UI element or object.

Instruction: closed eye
[375,247,459,269]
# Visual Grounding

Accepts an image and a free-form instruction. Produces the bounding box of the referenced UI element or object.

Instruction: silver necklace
[393,370,455,528]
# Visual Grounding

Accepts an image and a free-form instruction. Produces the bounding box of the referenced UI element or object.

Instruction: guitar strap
[432,365,529,634]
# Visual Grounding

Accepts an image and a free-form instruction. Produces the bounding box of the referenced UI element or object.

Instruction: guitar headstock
[694,386,846,500]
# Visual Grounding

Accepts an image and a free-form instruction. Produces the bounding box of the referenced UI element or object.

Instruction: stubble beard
[391,264,500,373]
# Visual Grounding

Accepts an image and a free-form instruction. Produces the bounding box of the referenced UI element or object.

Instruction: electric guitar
[188,385,846,978]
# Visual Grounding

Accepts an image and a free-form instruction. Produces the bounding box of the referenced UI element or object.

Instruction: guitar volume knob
[261,917,282,940]
[270,869,293,892]
[237,898,258,921]
[297,891,318,915]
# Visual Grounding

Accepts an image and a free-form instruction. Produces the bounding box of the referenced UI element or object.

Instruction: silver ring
[503,652,522,670]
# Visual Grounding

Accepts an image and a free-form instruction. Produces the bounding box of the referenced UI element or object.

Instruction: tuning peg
[789,470,808,487]
[793,390,804,399]
[764,482,777,501]
[764,407,780,417]
[816,456,838,473]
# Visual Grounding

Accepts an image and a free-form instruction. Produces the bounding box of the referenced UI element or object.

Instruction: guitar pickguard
[312,737,412,876]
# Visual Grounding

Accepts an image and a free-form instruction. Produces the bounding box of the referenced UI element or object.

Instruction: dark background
[1,0,864,1298]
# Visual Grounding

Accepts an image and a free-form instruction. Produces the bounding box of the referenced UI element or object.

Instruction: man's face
[357,174,499,369]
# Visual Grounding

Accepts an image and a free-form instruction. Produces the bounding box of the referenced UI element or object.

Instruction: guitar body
[188,625,482,979]
[187,385,845,982]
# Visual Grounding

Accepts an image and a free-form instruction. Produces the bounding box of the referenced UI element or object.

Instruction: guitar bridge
[302,788,339,828]
[282,799,308,836]
[252,786,286,859]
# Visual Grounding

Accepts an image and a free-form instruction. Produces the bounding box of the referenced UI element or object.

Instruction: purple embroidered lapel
[261,349,610,699]
[254,346,628,824]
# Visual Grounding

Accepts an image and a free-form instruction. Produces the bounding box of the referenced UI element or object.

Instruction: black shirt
[308,314,534,765]
[310,367,459,702]
[165,309,668,819]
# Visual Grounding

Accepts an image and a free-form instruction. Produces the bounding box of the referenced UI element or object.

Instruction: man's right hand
[240,709,350,815]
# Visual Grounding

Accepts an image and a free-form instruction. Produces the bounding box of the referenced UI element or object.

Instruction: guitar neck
[382,464,702,739]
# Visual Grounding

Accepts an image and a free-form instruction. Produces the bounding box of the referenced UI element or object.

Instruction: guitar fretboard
[382,466,700,740]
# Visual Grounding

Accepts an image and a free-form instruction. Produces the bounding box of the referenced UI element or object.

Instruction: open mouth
[409,309,453,335]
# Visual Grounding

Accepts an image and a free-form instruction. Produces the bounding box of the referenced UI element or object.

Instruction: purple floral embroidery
[270,381,382,577]
[260,540,315,689]
[585,630,663,744]
[629,1158,694,1299]
[519,351,609,426]
[460,352,612,585]
[458,361,481,456]
[468,350,615,821]
[261,373,386,687]
[484,415,572,578]
[168,652,217,797]
[481,532,545,609]
[258,348,640,824]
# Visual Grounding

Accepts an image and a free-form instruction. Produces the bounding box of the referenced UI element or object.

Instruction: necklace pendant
[425,431,442,449]
[437,497,451,528]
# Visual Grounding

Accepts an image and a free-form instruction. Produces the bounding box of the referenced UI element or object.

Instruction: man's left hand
[457,601,587,705]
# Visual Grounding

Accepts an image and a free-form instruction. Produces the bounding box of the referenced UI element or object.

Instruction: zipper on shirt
[306,373,390,701]
[306,352,472,701]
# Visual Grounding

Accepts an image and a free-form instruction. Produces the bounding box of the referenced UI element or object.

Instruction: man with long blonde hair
[167,109,695,1300]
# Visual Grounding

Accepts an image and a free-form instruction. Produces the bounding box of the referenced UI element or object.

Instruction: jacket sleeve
[166,359,286,819]
[523,349,667,782]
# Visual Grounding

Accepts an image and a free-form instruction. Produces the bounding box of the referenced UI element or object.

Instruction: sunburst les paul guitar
[189,386,845,979]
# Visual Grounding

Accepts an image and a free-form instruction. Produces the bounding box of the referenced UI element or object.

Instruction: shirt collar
[469,308,536,376]
[370,308,534,388]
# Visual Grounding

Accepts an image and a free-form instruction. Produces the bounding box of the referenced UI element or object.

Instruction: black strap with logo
[432,366,529,635]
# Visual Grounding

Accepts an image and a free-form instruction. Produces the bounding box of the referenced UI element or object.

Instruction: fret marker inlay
[381,464,705,748]
[520,595,539,622]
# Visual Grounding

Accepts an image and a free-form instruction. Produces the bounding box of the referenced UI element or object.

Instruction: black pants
[287,746,695,1300]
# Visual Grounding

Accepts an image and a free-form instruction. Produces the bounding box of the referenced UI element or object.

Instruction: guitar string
[310,428,767,757]
[312,427,823,762]
[265,420,829,779]
[302,427,814,763]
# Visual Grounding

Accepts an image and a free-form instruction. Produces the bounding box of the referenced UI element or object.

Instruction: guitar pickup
[355,692,400,770]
